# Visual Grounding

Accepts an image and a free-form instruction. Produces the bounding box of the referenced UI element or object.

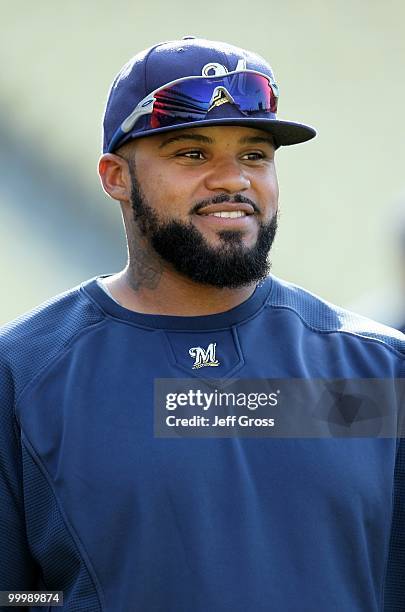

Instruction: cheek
[137,170,175,214]
[136,164,199,217]
[257,172,279,213]
[136,165,166,201]
[267,173,279,198]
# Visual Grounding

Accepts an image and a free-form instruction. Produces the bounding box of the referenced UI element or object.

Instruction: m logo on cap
[201,58,247,77]
[202,59,248,109]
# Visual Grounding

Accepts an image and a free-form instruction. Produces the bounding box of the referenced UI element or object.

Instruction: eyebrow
[158,133,275,149]
[159,134,213,148]
[238,135,275,147]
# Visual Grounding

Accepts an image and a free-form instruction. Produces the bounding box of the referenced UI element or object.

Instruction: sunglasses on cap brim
[107,70,279,152]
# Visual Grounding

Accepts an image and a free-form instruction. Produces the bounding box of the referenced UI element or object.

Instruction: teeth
[208,211,246,218]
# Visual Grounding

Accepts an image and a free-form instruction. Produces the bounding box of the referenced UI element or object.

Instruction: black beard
[128,163,278,289]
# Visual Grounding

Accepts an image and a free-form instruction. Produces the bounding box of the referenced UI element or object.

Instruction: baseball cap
[102,36,316,153]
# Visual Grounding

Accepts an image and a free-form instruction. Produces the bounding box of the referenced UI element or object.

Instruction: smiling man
[100,125,279,314]
[1,37,405,612]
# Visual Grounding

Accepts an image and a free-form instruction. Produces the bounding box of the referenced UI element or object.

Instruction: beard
[128,162,278,289]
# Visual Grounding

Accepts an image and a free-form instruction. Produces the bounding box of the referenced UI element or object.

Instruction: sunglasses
[108,70,279,152]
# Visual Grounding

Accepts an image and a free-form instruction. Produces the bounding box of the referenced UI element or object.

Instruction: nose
[204,157,251,194]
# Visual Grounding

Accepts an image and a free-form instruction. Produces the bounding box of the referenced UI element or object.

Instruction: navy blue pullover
[1,275,405,611]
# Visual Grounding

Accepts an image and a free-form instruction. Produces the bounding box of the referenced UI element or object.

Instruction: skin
[98,125,279,316]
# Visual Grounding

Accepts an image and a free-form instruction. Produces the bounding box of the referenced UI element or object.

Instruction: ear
[98,153,131,203]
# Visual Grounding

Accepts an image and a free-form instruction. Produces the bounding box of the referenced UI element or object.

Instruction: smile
[196,202,255,217]
[204,211,247,218]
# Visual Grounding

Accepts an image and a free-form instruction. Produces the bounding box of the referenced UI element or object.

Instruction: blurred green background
[1,0,405,325]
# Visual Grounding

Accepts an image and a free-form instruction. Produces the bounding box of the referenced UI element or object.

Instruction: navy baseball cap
[102,36,316,153]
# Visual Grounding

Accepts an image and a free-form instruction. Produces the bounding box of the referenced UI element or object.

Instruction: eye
[241,151,267,161]
[176,150,205,160]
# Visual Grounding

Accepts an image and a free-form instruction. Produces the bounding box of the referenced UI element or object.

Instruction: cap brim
[119,117,316,149]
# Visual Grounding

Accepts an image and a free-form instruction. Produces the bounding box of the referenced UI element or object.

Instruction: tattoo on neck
[127,242,163,291]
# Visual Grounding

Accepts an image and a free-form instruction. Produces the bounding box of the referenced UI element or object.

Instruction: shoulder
[0,279,105,399]
[266,275,405,357]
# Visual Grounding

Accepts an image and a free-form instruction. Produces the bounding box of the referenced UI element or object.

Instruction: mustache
[191,193,260,215]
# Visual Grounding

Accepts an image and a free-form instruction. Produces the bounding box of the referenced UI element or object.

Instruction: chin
[214,233,257,249]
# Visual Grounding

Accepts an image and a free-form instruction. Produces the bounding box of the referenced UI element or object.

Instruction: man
[1,36,404,612]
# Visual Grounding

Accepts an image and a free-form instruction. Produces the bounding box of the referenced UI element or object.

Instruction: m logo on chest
[189,342,220,369]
